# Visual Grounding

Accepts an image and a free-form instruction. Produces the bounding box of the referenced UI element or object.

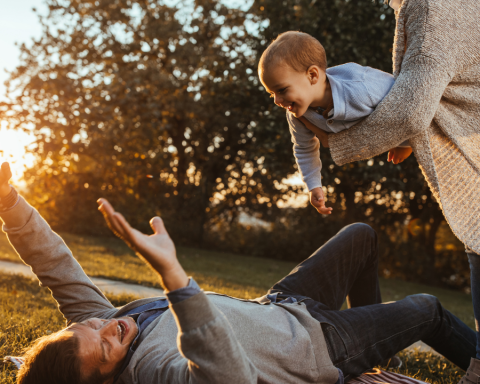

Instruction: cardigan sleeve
[329,0,480,165]
[329,54,450,165]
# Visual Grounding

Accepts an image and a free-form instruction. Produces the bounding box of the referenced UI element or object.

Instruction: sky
[0,0,47,182]
[0,0,258,184]
[0,0,306,208]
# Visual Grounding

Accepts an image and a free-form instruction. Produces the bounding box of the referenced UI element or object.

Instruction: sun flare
[0,122,35,185]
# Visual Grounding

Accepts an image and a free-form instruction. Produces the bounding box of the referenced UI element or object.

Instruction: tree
[246,0,456,285]
[4,0,466,289]
[6,0,298,242]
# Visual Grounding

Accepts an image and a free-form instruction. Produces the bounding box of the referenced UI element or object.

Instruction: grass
[393,350,464,383]
[0,273,137,383]
[0,231,474,382]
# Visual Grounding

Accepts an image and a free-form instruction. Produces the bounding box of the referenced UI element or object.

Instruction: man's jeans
[268,223,476,379]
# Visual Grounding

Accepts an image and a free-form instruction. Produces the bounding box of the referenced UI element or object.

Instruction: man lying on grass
[0,161,475,384]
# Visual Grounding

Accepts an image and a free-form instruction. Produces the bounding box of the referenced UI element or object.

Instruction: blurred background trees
[3,0,469,290]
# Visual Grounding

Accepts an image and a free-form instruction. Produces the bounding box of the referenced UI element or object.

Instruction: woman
[312,0,480,380]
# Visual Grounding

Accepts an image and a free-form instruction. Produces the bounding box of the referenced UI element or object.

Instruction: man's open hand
[97,198,188,291]
[309,187,333,215]
[298,117,329,148]
[0,163,12,198]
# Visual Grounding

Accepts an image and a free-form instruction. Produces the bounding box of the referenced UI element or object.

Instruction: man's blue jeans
[268,223,476,379]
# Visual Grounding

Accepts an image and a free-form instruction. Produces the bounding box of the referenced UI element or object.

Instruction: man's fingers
[1,162,12,177]
[150,217,167,235]
[111,212,134,239]
[97,199,128,239]
[0,163,12,184]
[97,198,115,216]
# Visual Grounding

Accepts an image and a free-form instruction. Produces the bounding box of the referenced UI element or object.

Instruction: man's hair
[258,31,327,77]
[16,330,111,384]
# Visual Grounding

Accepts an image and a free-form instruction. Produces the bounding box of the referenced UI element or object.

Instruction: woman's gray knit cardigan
[329,0,480,253]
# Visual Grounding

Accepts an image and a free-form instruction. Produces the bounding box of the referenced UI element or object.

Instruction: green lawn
[0,231,473,382]
[0,273,137,384]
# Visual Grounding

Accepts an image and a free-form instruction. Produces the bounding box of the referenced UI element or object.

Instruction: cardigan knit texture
[329,0,480,254]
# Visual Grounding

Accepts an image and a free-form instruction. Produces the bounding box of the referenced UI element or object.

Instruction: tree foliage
[7,0,297,241]
[4,0,468,290]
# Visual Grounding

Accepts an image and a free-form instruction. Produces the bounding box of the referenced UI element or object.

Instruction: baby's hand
[309,187,333,215]
[387,147,413,165]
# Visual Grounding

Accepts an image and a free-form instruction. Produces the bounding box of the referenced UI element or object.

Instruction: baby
[258,31,411,214]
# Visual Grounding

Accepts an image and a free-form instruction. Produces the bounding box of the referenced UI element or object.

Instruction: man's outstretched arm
[98,199,258,384]
[0,163,117,324]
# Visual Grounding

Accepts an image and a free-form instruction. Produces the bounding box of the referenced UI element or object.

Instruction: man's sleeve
[136,290,258,384]
[0,196,117,324]
[288,112,323,191]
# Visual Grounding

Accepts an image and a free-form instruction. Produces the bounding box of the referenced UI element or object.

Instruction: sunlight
[0,121,35,185]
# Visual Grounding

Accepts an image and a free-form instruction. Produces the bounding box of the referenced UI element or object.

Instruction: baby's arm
[287,113,332,215]
[287,112,323,191]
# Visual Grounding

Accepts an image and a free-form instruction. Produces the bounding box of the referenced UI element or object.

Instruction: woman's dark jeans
[268,223,476,379]
[468,250,480,359]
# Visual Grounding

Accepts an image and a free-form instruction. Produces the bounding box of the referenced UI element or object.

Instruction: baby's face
[260,63,319,118]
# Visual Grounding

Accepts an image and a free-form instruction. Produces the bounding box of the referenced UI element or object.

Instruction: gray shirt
[0,197,339,384]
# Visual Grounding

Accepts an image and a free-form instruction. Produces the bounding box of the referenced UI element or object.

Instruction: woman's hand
[299,117,330,148]
[97,198,188,291]
[387,147,413,164]
[0,163,12,198]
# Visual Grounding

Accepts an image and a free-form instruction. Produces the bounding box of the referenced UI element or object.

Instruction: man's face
[261,63,318,118]
[69,316,139,381]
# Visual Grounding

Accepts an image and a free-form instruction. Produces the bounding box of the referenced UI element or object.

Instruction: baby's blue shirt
[287,63,396,190]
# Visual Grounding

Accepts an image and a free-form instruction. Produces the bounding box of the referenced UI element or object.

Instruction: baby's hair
[258,31,327,77]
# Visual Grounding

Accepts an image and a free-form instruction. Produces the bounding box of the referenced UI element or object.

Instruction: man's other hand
[309,187,333,215]
[97,198,188,292]
[387,147,413,165]
[0,163,12,198]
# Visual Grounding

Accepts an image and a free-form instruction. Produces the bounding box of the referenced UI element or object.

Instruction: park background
[0,0,469,292]
[0,0,474,382]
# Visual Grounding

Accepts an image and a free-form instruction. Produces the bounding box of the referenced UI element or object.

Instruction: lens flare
[0,123,35,185]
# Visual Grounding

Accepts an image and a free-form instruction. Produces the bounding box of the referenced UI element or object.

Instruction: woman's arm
[329,54,450,165]
[329,0,480,165]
